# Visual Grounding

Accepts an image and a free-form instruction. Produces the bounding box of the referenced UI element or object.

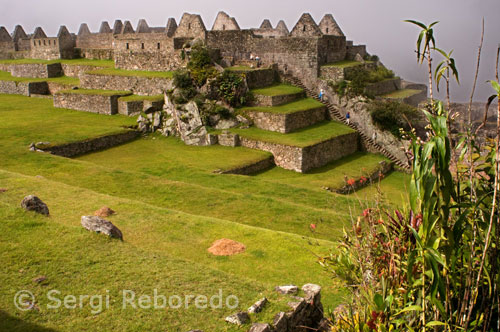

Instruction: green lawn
[57,88,131,96]
[88,68,174,79]
[0,70,79,85]
[240,98,324,115]
[0,93,407,331]
[255,152,390,190]
[322,60,364,68]
[231,121,356,147]
[252,84,303,97]
[0,58,114,67]
[381,89,421,99]
[119,94,164,102]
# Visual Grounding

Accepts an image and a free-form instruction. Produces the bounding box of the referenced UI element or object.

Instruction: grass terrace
[57,88,132,96]
[119,94,164,102]
[252,83,304,97]
[0,70,79,85]
[381,89,421,99]
[0,58,114,67]
[88,68,174,79]
[231,120,356,147]
[322,60,365,68]
[226,65,255,71]
[240,98,324,115]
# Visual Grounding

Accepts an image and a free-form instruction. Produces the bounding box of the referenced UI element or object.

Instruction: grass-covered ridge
[57,88,132,96]
[88,68,174,79]
[119,94,164,102]
[252,84,304,97]
[0,70,79,85]
[231,120,356,147]
[381,88,421,99]
[240,98,324,115]
[0,58,114,67]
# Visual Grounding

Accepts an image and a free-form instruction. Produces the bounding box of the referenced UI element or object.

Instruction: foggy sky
[1,0,500,102]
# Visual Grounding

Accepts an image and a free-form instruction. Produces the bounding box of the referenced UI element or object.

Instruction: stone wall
[365,78,401,96]
[0,80,48,96]
[60,64,108,78]
[79,73,173,95]
[10,63,63,78]
[118,99,143,116]
[346,44,367,60]
[244,68,278,89]
[251,91,305,107]
[30,38,61,60]
[76,48,114,60]
[245,106,326,133]
[39,130,140,157]
[302,132,359,171]
[114,50,184,72]
[54,91,131,114]
[76,33,113,50]
[319,62,376,83]
[47,82,78,95]
[239,137,303,172]
[220,155,275,175]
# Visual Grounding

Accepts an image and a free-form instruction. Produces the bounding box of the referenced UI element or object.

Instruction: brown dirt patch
[208,239,246,256]
[94,206,115,218]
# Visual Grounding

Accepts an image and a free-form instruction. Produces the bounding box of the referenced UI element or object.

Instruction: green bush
[173,70,193,90]
[329,66,395,98]
[368,100,419,136]
[212,70,249,107]
[187,45,217,87]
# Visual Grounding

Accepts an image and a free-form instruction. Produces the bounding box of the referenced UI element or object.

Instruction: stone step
[53,89,132,115]
[222,121,359,173]
[241,98,327,133]
[249,84,305,107]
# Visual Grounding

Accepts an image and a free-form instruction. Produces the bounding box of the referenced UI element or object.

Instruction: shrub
[368,100,419,137]
[173,70,193,90]
[187,45,217,86]
[329,66,395,98]
[212,70,249,107]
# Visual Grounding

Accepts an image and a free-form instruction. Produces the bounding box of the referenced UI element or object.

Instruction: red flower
[347,178,356,186]
[310,223,316,230]
[377,219,384,224]
[359,176,368,184]
[363,209,371,217]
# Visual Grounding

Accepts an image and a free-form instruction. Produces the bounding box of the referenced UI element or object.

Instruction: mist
[1,0,499,102]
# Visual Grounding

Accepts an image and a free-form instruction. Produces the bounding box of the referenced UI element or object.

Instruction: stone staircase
[281,73,411,171]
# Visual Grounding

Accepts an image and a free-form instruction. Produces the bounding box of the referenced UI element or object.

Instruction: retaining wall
[251,91,305,107]
[0,80,48,96]
[54,91,131,115]
[10,63,63,78]
[80,73,173,95]
[245,107,326,133]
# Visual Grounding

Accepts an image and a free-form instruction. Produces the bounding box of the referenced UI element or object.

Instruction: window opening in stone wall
[303,25,306,32]
[223,24,226,31]
[326,27,329,33]
[157,43,161,49]
[141,43,145,49]
[54,40,57,46]
[38,40,41,46]
[126,43,129,50]
[188,23,191,30]
[43,40,46,46]
[48,40,51,45]
[34,41,36,46]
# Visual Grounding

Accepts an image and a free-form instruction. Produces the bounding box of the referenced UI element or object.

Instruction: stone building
[0,12,367,81]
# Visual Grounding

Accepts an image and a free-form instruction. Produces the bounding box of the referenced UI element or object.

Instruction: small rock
[0,188,7,193]
[21,195,49,216]
[249,323,272,332]
[33,275,47,284]
[94,206,115,218]
[225,312,250,325]
[302,284,321,301]
[248,297,268,313]
[275,285,298,295]
[81,216,123,240]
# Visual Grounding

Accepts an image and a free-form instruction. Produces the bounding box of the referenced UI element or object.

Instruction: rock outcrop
[21,195,49,216]
[81,216,123,240]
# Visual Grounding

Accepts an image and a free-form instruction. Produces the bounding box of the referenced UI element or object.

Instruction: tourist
[346,112,350,125]
[319,89,324,101]
[372,132,377,141]
[255,55,261,67]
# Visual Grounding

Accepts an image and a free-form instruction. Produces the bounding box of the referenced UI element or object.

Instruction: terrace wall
[54,92,131,114]
[0,80,49,96]
[79,73,173,95]
[10,63,63,78]
[245,107,326,133]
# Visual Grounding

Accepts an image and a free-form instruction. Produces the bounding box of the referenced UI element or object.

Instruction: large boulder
[81,216,123,240]
[21,195,49,216]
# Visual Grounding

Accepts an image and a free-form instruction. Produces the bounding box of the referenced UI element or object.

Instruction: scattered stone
[33,275,47,284]
[249,323,272,332]
[225,311,250,325]
[275,285,298,295]
[0,188,7,193]
[28,143,43,152]
[214,118,239,130]
[287,298,306,312]
[21,195,49,216]
[208,238,246,256]
[302,283,321,302]
[248,297,268,313]
[273,312,288,331]
[94,206,115,218]
[81,216,123,240]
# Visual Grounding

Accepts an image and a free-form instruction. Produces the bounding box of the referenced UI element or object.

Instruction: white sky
[1,0,500,102]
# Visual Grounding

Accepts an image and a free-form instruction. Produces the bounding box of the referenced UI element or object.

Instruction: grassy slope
[231,121,356,147]
[0,70,79,85]
[252,84,303,97]
[0,58,114,67]
[382,89,420,99]
[88,68,174,79]
[0,94,407,330]
[57,89,131,96]
[321,60,363,68]
[119,94,164,102]
[240,98,323,115]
